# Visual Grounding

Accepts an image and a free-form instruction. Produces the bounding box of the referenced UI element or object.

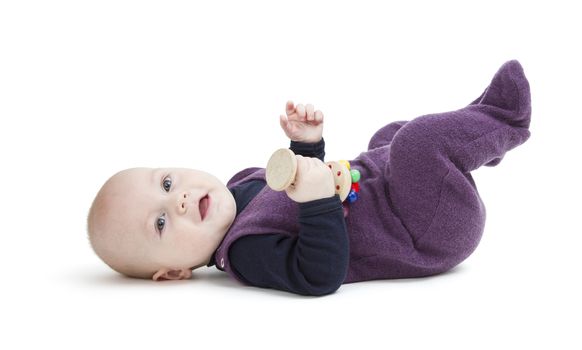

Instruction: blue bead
[347,190,359,203]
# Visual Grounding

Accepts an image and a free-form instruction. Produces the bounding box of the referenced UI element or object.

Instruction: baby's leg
[368,120,408,150]
[387,60,531,269]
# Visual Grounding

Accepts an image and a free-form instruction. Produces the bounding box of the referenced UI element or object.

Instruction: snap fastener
[220,258,225,268]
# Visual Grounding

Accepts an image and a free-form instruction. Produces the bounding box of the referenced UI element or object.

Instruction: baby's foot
[471,60,531,129]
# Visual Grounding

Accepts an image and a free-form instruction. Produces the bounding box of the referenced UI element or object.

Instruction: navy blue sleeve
[228,195,349,296]
[290,138,325,161]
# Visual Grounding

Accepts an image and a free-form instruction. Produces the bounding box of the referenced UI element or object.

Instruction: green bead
[350,169,361,183]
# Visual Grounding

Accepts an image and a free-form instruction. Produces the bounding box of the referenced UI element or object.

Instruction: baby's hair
[87,177,157,280]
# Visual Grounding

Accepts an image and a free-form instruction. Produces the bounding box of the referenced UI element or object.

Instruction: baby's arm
[226,103,347,295]
[229,194,348,296]
[286,101,326,160]
[278,101,335,203]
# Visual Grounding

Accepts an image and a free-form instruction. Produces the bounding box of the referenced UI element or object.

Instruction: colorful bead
[339,160,350,170]
[350,169,361,183]
[335,159,360,209]
[347,190,359,203]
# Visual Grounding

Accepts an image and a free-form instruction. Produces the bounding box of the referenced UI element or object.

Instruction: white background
[1,0,580,349]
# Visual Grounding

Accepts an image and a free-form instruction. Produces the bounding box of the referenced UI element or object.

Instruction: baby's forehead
[108,167,152,188]
[101,169,154,201]
[98,168,156,229]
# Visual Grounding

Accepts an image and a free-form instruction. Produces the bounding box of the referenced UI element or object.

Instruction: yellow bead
[339,160,350,170]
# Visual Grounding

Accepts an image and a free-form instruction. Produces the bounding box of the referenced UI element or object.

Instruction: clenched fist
[285,155,335,203]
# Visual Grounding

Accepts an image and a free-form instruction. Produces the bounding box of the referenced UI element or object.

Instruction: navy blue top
[207,139,349,296]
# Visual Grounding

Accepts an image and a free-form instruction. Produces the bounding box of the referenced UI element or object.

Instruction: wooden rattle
[266,148,361,203]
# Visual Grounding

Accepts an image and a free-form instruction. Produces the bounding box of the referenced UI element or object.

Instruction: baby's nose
[177,192,190,214]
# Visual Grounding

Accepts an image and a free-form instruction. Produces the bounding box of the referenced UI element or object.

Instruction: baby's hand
[285,155,335,203]
[279,101,324,143]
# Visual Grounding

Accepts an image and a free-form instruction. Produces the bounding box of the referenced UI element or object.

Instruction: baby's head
[87,168,237,280]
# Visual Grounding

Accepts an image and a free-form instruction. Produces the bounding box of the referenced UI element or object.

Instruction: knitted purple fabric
[215,60,531,284]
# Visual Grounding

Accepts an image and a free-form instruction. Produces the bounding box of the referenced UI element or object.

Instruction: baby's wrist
[291,138,324,147]
[298,195,342,217]
[292,137,321,144]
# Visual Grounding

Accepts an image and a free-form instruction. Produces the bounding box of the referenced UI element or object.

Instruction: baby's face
[96,167,236,277]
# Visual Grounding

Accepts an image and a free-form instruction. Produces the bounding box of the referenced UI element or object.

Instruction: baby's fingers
[305,104,315,121]
[296,103,306,120]
[279,114,290,131]
[314,110,324,123]
[285,101,295,116]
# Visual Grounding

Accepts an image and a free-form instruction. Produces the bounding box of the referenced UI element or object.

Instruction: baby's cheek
[173,228,203,252]
[156,240,189,266]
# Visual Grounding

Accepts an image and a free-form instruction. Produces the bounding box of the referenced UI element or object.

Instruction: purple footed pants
[344,60,531,282]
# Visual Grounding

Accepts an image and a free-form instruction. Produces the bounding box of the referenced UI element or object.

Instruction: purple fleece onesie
[214,60,531,284]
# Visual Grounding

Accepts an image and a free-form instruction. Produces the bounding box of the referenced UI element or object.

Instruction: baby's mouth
[199,194,210,221]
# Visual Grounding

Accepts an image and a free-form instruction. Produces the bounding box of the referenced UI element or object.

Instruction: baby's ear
[152,268,192,281]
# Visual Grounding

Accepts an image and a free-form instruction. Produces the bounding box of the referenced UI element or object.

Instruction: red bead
[351,182,360,193]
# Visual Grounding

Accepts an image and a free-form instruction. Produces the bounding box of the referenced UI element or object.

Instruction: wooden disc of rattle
[266,148,297,191]
[326,161,352,202]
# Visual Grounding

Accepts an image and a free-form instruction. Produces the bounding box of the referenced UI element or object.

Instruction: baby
[88,60,531,296]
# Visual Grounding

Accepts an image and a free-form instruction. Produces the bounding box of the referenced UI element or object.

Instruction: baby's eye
[156,214,166,233]
[162,177,172,192]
